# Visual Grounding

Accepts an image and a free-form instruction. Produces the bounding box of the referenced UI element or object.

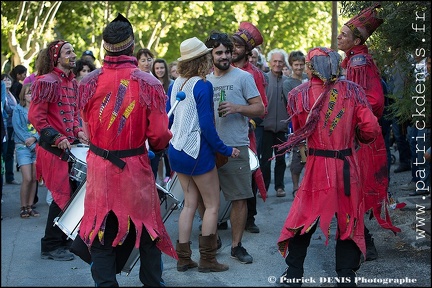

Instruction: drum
[69,145,89,184]
[54,181,86,240]
[248,148,259,172]
[54,179,177,275]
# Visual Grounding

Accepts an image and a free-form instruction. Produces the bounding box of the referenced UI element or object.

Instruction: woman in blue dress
[167,37,239,273]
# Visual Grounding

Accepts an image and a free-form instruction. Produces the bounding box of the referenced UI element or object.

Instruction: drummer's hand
[58,138,71,151]
[77,131,89,145]
[231,148,240,158]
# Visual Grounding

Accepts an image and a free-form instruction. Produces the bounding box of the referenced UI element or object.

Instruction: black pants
[284,223,361,287]
[261,130,287,191]
[41,177,77,252]
[246,175,258,223]
[90,212,165,287]
[41,200,72,252]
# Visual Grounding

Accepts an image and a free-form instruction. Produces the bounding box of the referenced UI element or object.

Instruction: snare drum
[248,148,259,172]
[69,145,89,184]
[54,181,86,240]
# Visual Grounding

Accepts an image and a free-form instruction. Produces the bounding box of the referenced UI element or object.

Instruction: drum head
[70,145,89,163]
[248,148,259,172]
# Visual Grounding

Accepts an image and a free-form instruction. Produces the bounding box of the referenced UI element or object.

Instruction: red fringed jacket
[342,45,401,234]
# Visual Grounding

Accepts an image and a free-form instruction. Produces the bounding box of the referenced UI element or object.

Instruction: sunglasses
[209,33,228,41]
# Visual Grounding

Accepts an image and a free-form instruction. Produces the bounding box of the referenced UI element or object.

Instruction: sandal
[26,205,40,217]
[20,207,30,218]
[292,189,298,197]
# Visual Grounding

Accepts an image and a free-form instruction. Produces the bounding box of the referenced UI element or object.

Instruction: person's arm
[196,81,233,157]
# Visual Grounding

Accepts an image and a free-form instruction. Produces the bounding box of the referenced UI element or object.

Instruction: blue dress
[167,79,232,175]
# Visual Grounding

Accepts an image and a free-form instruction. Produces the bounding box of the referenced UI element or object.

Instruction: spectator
[73,58,96,83]
[261,48,290,197]
[136,48,154,73]
[9,64,28,102]
[12,83,40,218]
[205,31,265,264]
[168,61,179,80]
[167,37,238,272]
[282,50,309,197]
[1,74,20,185]
[151,58,174,187]
[81,50,96,64]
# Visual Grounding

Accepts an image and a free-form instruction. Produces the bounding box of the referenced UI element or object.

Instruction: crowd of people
[1,4,430,287]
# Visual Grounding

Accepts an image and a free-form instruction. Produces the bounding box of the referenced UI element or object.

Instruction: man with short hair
[282,51,309,197]
[231,21,268,233]
[205,32,265,264]
[261,48,290,197]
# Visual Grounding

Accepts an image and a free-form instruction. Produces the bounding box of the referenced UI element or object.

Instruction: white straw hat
[178,37,212,62]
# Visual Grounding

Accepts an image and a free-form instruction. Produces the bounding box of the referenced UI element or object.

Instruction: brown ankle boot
[176,241,198,272]
[198,234,229,273]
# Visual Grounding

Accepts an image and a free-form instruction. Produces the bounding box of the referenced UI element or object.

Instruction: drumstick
[167,91,186,118]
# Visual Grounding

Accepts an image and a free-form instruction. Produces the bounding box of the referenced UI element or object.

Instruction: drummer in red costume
[29,40,89,261]
[337,3,401,262]
[276,47,381,286]
[77,13,176,287]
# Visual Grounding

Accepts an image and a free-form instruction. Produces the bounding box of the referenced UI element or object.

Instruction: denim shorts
[15,143,36,167]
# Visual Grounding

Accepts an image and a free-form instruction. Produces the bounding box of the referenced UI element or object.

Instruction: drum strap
[308,148,352,196]
[39,140,70,161]
[89,143,146,169]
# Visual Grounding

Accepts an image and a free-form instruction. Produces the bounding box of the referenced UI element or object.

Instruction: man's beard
[214,60,231,71]
[232,52,246,63]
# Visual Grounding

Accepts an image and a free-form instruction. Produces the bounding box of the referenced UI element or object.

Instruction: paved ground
[1,151,430,287]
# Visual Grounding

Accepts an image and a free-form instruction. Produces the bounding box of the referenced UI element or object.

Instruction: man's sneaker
[41,247,75,261]
[245,222,260,233]
[231,242,253,264]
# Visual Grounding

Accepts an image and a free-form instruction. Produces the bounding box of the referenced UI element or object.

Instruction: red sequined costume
[78,55,176,259]
[29,67,82,210]
[342,45,400,233]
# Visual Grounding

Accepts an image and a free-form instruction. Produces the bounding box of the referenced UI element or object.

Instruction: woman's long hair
[152,58,171,92]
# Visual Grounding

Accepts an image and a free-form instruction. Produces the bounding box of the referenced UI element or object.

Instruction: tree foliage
[2,1,334,72]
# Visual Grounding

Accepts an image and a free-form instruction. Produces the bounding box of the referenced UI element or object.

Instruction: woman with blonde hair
[12,83,40,218]
[167,37,240,273]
